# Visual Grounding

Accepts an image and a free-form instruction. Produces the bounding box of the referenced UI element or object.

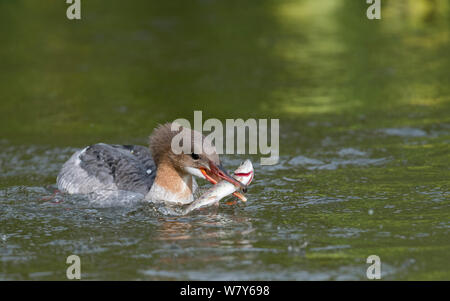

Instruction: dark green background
[0,0,448,280]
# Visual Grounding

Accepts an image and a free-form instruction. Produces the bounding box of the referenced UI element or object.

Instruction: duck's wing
[57,143,156,195]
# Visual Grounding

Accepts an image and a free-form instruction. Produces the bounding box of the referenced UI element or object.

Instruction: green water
[0,0,449,280]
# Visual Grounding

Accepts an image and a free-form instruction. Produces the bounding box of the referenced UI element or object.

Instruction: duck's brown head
[149,123,245,190]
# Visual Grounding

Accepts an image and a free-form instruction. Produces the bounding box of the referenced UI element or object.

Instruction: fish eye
[191,153,200,160]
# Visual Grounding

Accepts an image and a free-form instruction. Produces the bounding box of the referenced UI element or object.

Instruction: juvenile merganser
[57,123,248,205]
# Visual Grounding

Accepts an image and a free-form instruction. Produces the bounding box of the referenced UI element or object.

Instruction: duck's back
[57,143,156,196]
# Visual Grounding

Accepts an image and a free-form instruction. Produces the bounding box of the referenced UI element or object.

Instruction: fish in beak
[210,162,247,190]
[199,161,248,202]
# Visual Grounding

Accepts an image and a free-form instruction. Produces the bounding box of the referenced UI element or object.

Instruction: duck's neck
[146,159,195,205]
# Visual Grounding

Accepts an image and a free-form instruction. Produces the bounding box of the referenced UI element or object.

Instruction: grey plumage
[57,143,156,196]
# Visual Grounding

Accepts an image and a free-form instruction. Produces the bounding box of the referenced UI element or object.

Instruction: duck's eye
[191,153,200,160]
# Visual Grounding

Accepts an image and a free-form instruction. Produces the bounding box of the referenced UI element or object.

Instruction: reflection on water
[155,214,253,243]
[0,0,449,280]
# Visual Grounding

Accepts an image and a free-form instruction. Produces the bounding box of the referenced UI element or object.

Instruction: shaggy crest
[149,123,180,166]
